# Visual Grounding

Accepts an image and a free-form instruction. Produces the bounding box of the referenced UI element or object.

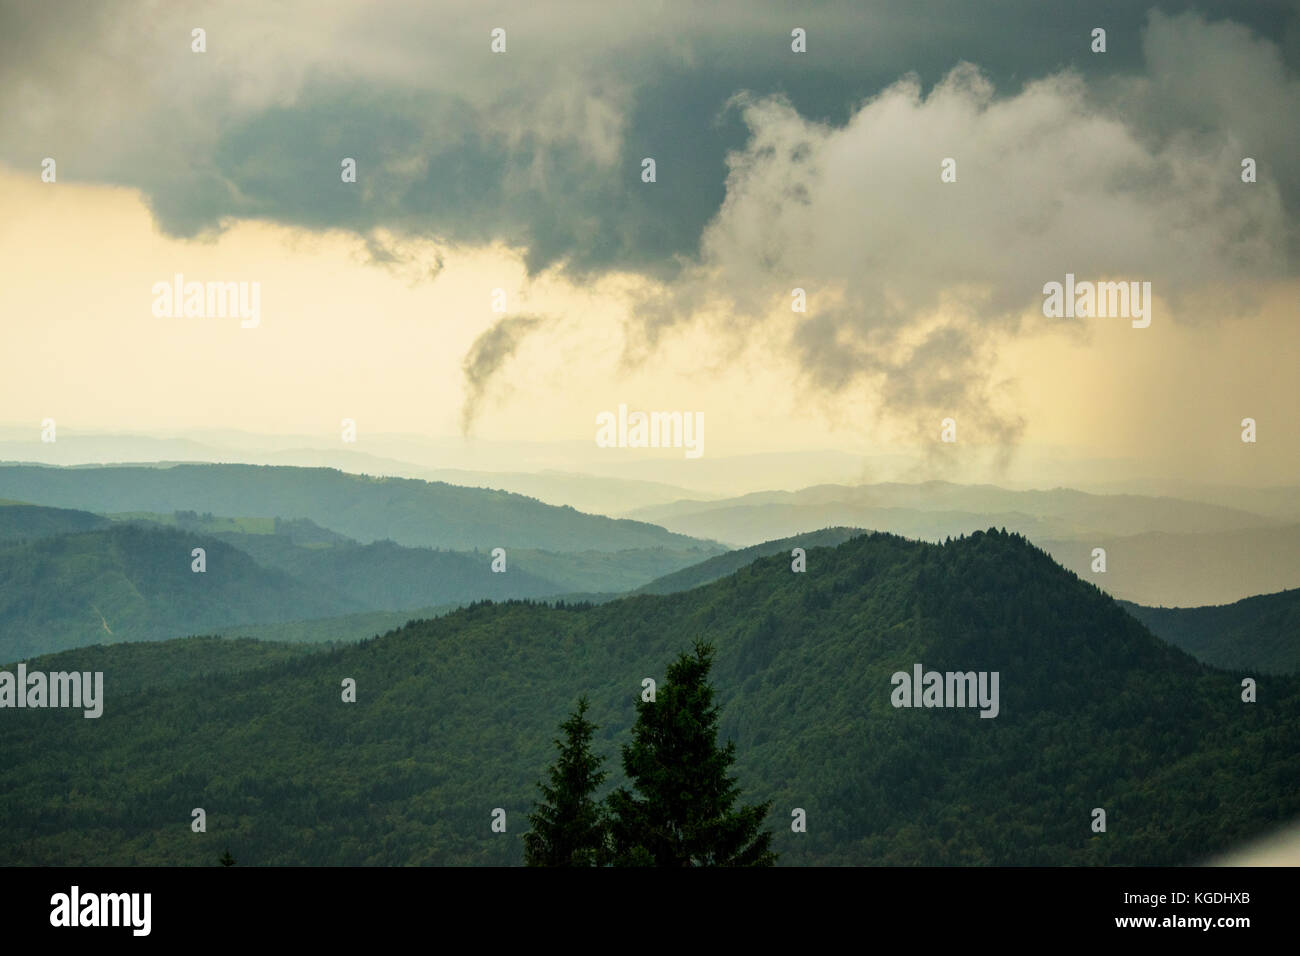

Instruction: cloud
[1107,10,1300,261]
[626,13,1296,460]
[4,2,1295,283]
[2,2,1297,463]
[460,314,551,434]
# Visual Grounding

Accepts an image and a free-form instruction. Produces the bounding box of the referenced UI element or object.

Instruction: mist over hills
[1040,526,1300,608]
[621,482,1300,606]
[3,428,1293,511]
[5,462,1296,665]
[0,463,720,553]
[626,482,1278,543]
[131,510,718,607]
[2,530,1294,866]
[0,501,725,659]
[1079,480,1300,523]
[12,497,1290,677]
[0,431,878,500]
[413,469,713,516]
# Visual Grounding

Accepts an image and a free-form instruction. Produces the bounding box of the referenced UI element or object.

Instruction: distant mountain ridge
[0,500,724,659]
[1040,526,1300,607]
[1122,589,1300,675]
[626,481,1278,545]
[0,463,721,553]
[127,510,720,604]
[0,523,359,660]
[619,481,1298,606]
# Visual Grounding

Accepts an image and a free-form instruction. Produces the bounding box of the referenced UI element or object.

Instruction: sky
[1,0,1297,491]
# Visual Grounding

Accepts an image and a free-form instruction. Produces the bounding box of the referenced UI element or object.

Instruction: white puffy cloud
[630,11,1295,450]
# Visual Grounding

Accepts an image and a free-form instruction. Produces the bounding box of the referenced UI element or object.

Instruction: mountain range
[6,464,1299,661]
[0,463,721,553]
[3,529,1293,865]
[625,481,1280,541]
[623,482,1300,605]
[0,500,718,660]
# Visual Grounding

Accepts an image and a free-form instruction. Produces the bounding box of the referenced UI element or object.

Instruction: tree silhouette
[523,696,608,866]
[607,641,776,866]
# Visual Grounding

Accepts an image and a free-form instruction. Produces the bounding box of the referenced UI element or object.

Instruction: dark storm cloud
[2,0,1295,279]
[132,78,725,281]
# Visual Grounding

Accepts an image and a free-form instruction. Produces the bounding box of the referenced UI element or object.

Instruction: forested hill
[1122,589,1300,675]
[0,463,719,552]
[632,526,863,594]
[2,529,1294,865]
[0,501,111,543]
[0,524,359,660]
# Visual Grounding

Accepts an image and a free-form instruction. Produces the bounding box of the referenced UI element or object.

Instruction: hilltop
[2,529,1294,865]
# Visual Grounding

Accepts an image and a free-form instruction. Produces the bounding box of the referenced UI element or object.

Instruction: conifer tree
[524,696,608,866]
[607,641,776,866]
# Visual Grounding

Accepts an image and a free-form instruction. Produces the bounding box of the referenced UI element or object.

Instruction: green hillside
[0,463,719,552]
[506,545,722,593]
[1122,589,1300,675]
[247,539,563,609]
[2,529,1294,866]
[14,636,334,696]
[220,605,465,645]
[0,501,112,543]
[633,527,864,594]
[122,510,719,596]
[0,524,359,660]
[0,501,712,660]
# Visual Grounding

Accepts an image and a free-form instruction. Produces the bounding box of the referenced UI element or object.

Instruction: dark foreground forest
[2,530,1295,865]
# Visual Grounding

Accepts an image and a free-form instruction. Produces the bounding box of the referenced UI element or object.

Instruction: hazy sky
[1,1,1297,488]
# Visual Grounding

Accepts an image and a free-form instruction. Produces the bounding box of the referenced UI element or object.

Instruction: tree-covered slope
[1121,589,1300,675]
[632,527,864,595]
[0,500,711,660]
[1,530,1294,866]
[0,463,718,552]
[247,538,563,610]
[0,524,359,660]
[125,511,719,598]
[132,510,714,604]
[0,501,111,544]
[12,635,335,696]
[504,545,723,594]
